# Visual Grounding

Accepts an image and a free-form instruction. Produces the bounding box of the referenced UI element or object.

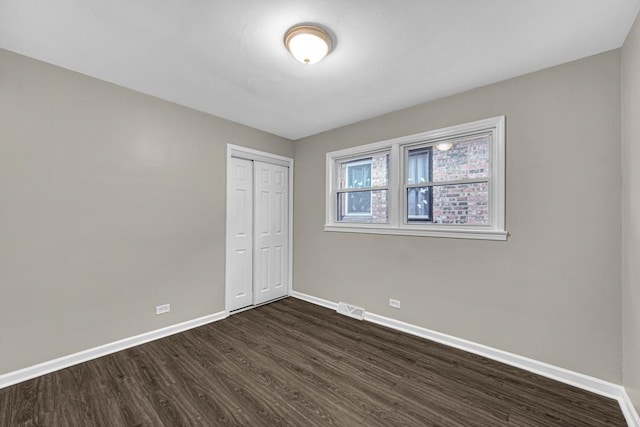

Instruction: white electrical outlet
[389,299,401,309]
[156,303,171,315]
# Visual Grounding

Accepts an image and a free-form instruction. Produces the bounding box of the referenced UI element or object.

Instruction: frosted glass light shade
[285,25,332,65]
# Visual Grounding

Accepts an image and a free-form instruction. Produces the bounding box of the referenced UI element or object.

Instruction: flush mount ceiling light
[284,24,333,65]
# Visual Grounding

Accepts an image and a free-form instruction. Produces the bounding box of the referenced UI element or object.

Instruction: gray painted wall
[293,51,622,382]
[0,49,294,375]
[623,13,640,413]
[0,42,632,397]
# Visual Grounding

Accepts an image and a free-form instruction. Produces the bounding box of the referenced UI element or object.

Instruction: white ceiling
[1,1,639,140]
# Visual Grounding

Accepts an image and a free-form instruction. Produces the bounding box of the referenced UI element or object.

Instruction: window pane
[338,154,388,189]
[432,135,490,182]
[407,147,431,184]
[433,182,489,225]
[407,186,432,221]
[349,163,370,188]
[338,190,388,223]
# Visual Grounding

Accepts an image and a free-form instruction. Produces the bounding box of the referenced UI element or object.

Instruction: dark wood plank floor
[0,297,627,426]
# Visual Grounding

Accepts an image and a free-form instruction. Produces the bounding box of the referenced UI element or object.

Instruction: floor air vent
[336,302,365,320]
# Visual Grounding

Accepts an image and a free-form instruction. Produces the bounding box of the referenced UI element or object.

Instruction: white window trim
[324,116,507,241]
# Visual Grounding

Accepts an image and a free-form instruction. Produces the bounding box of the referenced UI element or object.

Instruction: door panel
[253,161,288,305]
[227,157,254,311]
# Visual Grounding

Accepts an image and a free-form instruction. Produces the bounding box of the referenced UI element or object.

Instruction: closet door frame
[225,144,294,314]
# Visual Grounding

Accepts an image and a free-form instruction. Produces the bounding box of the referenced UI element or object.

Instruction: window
[325,116,506,240]
[336,153,389,223]
[405,134,491,225]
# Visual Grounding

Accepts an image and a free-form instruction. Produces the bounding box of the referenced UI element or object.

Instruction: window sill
[323,224,508,241]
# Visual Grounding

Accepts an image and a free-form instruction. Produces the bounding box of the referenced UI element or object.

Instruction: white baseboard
[621,389,640,427]
[292,291,339,310]
[291,291,640,427]
[0,310,228,390]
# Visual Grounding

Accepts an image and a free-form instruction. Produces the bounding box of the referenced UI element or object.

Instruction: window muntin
[336,153,389,223]
[325,116,506,240]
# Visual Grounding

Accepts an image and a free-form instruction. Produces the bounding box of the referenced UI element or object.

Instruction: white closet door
[253,161,289,305]
[226,157,254,312]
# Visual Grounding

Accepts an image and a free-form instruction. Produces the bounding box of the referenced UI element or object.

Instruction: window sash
[337,186,389,193]
[344,160,371,188]
[405,177,489,189]
[334,150,390,188]
[403,135,492,184]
